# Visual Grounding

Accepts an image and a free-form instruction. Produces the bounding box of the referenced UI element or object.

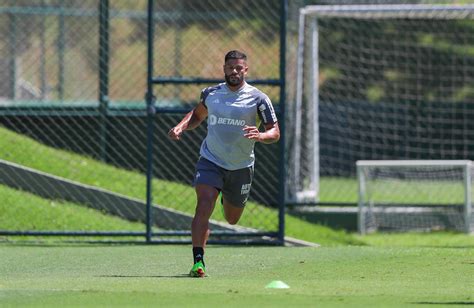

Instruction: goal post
[357,160,473,234]
[288,4,474,205]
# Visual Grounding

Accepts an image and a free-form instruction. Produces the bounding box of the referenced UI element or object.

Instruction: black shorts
[193,157,254,208]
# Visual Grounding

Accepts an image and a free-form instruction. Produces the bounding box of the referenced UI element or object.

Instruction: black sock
[193,247,205,266]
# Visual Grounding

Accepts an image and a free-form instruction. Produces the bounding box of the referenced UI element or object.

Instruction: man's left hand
[243,125,261,142]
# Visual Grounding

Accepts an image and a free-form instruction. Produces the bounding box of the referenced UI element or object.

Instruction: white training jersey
[199,82,277,170]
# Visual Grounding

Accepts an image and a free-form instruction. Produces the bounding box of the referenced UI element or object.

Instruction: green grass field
[1,244,473,307]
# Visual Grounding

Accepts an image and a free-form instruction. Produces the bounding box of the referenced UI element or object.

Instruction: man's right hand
[167,103,207,141]
[168,126,183,140]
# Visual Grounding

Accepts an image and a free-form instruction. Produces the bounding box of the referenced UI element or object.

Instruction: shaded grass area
[0,245,473,307]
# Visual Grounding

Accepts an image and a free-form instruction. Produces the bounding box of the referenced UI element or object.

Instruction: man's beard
[225,74,242,87]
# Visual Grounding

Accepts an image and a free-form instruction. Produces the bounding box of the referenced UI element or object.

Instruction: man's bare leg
[192,184,218,247]
[222,198,245,225]
[189,184,218,277]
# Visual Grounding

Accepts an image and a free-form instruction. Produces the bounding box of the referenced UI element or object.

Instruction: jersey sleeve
[200,85,221,109]
[199,87,210,108]
[257,94,278,125]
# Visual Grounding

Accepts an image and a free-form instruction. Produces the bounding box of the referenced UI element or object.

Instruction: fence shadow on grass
[97,274,191,279]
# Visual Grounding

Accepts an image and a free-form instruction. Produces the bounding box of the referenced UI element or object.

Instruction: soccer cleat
[189,261,206,278]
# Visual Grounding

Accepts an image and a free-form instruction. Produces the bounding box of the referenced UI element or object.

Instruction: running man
[168,50,280,277]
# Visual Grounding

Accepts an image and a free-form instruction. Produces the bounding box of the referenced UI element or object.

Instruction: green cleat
[189,261,206,278]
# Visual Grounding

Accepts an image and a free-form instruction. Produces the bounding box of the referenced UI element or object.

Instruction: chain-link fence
[285,0,474,209]
[4,0,468,240]
[0,0,287,243]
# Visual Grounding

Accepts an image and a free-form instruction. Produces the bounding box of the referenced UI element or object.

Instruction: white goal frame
[292,4,474,204]
[357,160,473,234]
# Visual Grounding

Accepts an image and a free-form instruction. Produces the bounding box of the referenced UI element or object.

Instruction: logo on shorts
[196,172,200,179]
[241,183,251,195]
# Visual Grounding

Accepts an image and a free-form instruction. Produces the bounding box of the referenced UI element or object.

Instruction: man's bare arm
[168,102,208,140]
[242,122,280,144]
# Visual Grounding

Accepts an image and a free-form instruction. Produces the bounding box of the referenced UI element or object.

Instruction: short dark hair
[225,50,247,62]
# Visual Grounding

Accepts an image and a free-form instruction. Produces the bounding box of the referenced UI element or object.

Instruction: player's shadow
[411,302,474,305]
[97,274,190,279]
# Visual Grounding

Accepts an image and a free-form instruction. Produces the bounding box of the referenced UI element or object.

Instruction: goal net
[357,160,474,234]
[288,4,474,205]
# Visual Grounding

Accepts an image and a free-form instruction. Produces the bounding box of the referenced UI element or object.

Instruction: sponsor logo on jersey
[259,104,267,123]
[209,115,218,125]
[258,98,277,124]
[209,115,246,126]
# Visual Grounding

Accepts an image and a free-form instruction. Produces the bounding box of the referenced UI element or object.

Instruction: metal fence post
[99,0,110,162]
[145,0,156,243]
[278,0,288,244]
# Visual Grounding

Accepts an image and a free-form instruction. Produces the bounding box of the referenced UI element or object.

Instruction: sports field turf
[1,244,473,307]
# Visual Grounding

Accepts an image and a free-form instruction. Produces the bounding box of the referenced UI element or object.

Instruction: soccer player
[168,50,280,277]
